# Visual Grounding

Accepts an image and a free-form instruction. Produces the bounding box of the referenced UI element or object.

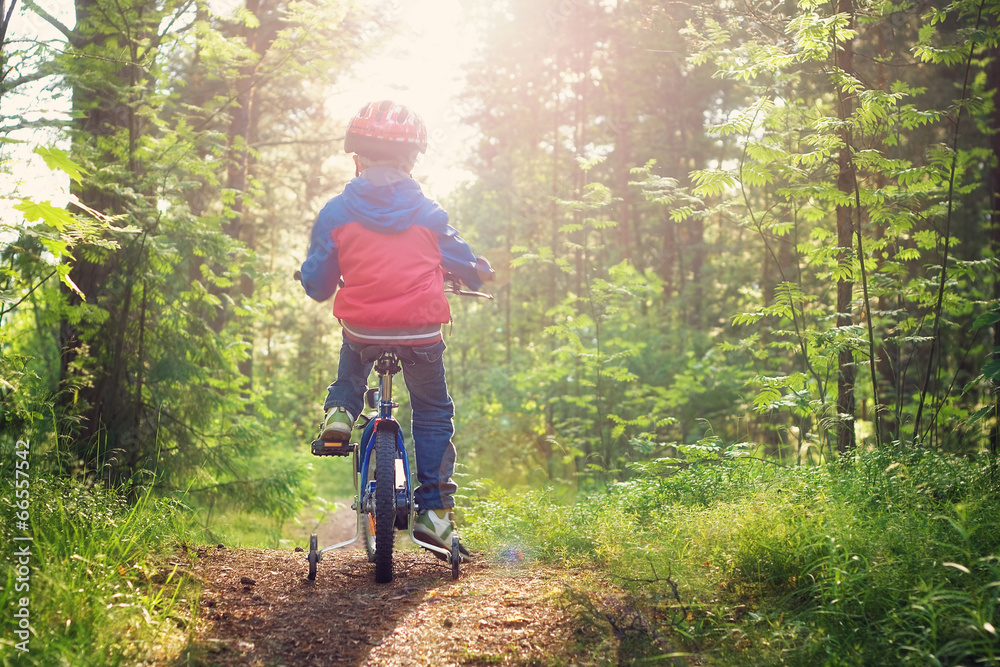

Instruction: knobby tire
[374,428,396,583]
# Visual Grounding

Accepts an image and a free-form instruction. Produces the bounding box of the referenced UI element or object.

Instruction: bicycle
[304,274,493,584]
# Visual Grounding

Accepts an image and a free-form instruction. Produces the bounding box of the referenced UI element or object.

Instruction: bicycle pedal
[311,439,355,457]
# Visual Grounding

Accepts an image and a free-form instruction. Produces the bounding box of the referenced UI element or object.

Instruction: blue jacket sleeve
[300,205,342,302]
[439,224,483,290]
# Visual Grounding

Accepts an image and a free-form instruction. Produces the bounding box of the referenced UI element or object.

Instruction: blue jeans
[324,333,457,510]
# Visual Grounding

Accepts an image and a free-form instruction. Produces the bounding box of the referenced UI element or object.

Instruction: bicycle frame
[308,275,492,579]
[314,351,452,562]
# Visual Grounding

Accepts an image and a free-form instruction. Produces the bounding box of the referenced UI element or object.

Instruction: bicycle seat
[359,345,402,364]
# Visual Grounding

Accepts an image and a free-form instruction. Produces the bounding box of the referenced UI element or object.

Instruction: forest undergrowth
[3,0,1000,664]
[464,446,1000,665]
[2,443,998,666]
[0,476,194,666]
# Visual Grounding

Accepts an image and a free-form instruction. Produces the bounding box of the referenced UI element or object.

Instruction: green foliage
[1,0,998,660]
[453,0,1000,472]
[465,448,1000,665]
[0,473,193,665]
[676,0,1000,451]
[1,149,119,304]
[1,0,377,533]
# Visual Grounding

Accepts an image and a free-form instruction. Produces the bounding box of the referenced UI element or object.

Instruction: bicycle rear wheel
[374,428,396,583]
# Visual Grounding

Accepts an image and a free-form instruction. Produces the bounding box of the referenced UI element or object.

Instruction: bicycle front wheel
[374,428,396,583]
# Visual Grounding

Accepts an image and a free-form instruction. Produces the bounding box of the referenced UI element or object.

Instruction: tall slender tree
[834,0,857,452]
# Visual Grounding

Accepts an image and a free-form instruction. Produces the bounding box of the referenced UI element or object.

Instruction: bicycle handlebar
[443,274,494,300]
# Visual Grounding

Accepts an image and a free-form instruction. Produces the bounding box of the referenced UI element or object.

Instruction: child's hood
[338,176,447,234]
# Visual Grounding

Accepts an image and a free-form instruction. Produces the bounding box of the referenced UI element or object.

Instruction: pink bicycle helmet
[344,100,428,158]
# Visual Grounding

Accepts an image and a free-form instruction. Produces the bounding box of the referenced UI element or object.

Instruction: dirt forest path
[183,547,587,666]
[176,500,685,666]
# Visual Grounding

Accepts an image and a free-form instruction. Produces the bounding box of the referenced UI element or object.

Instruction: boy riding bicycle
[298,100,492,554]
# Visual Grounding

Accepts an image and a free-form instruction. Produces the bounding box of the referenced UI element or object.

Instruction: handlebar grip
[476,256,495,283]
[293,270,302,281]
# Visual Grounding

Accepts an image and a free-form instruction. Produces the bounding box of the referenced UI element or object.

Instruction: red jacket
[300,169,482,344]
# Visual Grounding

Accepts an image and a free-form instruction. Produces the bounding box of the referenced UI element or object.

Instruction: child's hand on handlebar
[475,256,495,283]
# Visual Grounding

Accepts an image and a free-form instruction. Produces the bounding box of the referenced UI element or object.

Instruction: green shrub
[465,448,1000,665]
[0,477,192,666]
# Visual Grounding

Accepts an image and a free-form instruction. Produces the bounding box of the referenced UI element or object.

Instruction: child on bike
[298,100,492,554]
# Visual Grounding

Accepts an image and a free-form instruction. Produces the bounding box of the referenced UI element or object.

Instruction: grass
[3,437,995,665]
[178,450,356,551]
[463,447,1000,665]
[0,435,355,665]
[0,476,195,666]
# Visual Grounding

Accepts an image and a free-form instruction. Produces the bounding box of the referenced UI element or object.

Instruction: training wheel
[451,536,461,580]
[307,534,319,581]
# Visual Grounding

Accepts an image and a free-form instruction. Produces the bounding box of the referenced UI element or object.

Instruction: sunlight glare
[326,0,479,198]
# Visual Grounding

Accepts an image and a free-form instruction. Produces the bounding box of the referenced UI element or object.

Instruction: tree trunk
[0,0,18,97]
[873,18,898,444]
[659,217,676,299]
[59,0,157,484]
[835,0,857,453]
[611,11,632,263]
[550,53,562,317]
[989,38,1000,458]
[214,0,280,385]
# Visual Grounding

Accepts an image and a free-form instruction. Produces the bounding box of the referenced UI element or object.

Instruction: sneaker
[319,407,354,442]
[413,509,472,560]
